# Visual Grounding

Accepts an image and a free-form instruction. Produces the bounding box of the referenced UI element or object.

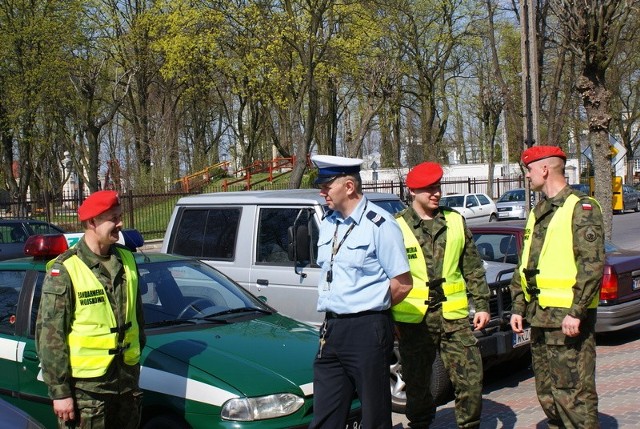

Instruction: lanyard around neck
[326,201,367,285]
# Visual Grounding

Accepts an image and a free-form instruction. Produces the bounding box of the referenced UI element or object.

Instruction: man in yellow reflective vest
[36,190,145,429]
[510,146,604,429]
[392,162,490,428]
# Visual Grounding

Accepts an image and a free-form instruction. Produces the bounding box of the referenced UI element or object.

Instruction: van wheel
[390,342,453,413]
[142,415,190,429]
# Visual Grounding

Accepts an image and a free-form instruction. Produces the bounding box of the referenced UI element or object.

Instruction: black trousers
[309,311,394,429]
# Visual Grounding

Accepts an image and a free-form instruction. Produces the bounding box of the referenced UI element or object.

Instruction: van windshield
[321,198,406,215]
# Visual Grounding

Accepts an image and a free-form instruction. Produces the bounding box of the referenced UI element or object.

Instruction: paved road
[611,210,640,250]
[392,325,640,428]
[393,211,640,428]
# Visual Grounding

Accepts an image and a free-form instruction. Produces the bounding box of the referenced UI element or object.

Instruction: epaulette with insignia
[366,210,386,226]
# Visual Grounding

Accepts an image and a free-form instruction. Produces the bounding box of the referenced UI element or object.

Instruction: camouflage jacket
[510,185,604,327]
[35,237,146,400]
[398,206,490,331]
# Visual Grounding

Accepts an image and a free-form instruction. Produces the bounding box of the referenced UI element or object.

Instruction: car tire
[142,415,190,429]
[635,200,640,212]
[390,342,453,413]
[489,213,498,222]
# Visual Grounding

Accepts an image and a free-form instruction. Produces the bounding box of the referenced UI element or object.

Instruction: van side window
[172,208,241,260]
[256,208,318,266]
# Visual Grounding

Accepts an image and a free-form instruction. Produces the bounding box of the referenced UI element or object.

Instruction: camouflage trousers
[397,311,483,429]
[530,324,598,429]
[57,388,143,429]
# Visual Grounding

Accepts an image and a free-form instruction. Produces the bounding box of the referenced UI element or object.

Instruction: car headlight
[221,393,304,421]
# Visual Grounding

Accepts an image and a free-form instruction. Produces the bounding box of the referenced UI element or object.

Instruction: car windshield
[440,195,464,207]
[497,190,524,203]
[139,259,272,325]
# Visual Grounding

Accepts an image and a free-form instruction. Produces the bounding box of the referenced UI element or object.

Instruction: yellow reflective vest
[63,247,141,378]
[520,194,598,309]
[392,210,469,322]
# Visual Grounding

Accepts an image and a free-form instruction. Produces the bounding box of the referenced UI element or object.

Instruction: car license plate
[633,277,640,291]
[513,328,531,348]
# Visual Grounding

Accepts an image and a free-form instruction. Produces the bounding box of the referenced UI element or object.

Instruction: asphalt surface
[392,325,640,428]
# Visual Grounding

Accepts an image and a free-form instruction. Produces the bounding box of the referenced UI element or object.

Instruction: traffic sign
[609,135,627,166]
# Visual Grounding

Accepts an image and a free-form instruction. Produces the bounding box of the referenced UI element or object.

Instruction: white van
[161,189,405,325]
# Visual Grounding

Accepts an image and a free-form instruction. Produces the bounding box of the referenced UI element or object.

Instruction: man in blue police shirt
[309,155,413,429]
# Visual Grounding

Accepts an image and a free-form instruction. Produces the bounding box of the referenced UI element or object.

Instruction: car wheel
[635,200,640,212]
[142,415,190,429]
[489,213,498,222]
[390,341,453,413]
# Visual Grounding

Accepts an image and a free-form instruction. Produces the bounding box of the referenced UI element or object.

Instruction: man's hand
[562,314,581,337]
[53,397,75,422]
[473,311,490,331]
[510,314,524,334]
[390,272,413,305]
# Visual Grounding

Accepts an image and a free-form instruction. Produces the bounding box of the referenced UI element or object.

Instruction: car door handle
[257,279,269,287]
[23,350,39,362]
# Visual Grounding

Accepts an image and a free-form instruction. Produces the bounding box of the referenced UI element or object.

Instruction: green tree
[0,0,81,213]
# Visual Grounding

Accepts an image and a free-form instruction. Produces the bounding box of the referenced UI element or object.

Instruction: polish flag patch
[50,269,60,276]
[581,203,593,210]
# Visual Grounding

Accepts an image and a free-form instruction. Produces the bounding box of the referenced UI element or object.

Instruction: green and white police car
[0,232,361,428]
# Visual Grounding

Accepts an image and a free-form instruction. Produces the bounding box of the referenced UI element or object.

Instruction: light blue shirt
[316,196,410,314]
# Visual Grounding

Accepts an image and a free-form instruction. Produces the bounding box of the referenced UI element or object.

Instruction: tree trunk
[576,73,613,240]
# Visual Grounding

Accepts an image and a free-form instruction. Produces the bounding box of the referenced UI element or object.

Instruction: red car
[470,223,640,333]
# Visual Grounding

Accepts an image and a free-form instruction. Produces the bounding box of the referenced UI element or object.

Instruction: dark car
[0,398,44,429]
[470,223,640,333]
[570,183,591,196]
[0,220,65,261]
[619,184,640,213]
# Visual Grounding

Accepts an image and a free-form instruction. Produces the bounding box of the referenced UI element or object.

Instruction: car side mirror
[287,225,310,279]
[288,225,310,261]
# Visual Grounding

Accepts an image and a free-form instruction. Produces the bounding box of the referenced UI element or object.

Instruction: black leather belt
[325,310,389,319]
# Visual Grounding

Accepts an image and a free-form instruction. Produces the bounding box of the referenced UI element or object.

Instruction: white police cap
[311,155,363,185]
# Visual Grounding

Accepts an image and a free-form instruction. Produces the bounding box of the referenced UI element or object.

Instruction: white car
[495,188,527,220]
[439,193,498,224]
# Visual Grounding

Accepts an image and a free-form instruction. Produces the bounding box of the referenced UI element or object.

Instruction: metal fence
[0,175,524,241]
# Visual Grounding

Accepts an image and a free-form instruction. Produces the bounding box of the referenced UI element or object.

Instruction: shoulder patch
[581,202,593,210]
[366,210,386,226]
[584,226,598,242]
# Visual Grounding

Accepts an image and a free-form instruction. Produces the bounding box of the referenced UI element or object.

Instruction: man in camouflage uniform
[510,146,604,429]
[36,190,145,429]
[393,162,490,428]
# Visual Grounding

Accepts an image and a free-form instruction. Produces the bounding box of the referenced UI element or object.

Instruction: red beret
[521,145,566,166]
[78,190,121,221]
[406,162,443,189]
